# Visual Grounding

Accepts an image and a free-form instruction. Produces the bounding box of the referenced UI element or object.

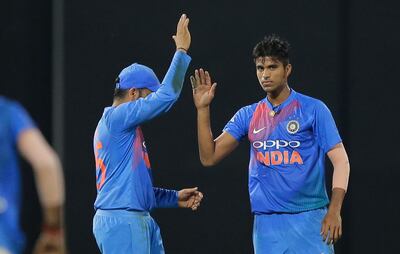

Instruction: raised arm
[111,14,191,129]
[191,69,239,166]
[17,129,65,254]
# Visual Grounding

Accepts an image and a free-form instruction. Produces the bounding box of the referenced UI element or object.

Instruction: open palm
[191,68,217,109]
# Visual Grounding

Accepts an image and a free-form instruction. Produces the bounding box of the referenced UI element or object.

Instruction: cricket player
[0,96,65,254]
[92,14,203,254]
[191,35,350,253]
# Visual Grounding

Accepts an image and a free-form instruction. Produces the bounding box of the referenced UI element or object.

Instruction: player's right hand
[190,69,217,109]
[172,14,191,52]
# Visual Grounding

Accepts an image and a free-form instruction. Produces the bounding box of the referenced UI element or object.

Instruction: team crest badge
[287,120,299,134]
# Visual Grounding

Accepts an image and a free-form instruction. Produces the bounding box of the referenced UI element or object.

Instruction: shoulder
[0,96,17,109]
[0,97,30,118]
[236,99,265,115]
[295,91,329,111]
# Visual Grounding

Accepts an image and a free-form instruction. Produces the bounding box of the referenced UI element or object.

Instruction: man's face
[255,57,291,93]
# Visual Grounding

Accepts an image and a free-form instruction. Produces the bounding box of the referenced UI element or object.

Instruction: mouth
[261,81,273,86]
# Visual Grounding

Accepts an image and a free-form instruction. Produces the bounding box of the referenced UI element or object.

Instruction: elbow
[200,157,216,167]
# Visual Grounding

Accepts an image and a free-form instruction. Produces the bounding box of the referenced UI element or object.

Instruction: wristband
[177,47,188,53]
[42,224,63,236]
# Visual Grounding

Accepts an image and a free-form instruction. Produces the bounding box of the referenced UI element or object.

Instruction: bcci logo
[287,120,299,134]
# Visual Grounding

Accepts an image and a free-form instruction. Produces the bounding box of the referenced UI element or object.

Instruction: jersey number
[95,141,106,190]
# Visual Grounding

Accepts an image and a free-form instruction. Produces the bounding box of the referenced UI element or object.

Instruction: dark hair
[113,76,128,99]
[113,88,129,99]
[252,34,290,66]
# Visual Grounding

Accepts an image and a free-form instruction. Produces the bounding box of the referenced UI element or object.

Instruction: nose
[262,70,270,80]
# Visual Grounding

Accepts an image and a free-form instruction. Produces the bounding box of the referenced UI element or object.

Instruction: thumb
[185,187,198,193]
[172,35,177,42]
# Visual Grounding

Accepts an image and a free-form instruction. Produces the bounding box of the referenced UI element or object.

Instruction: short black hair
[113,88,128,99]
[113,76,128,99]
[252,34,290,66]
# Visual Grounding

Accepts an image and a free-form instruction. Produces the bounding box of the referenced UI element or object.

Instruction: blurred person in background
[0,96,65,254]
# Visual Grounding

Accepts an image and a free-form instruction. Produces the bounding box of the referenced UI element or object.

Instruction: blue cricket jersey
[0,96,35,249]
[93,51,191,212]
[224,89,342,214]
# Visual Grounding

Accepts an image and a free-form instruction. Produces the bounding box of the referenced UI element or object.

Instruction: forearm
[197,107,216,166]
[328,188,346,215]
[332,159,350,191]
[159,50,191,99]
[154,187,178,208]
[32,151,65,227]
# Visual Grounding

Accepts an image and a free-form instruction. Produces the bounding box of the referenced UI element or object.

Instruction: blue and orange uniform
[224,89,341,253]
[0,97,36,254]
[92,51,191,254]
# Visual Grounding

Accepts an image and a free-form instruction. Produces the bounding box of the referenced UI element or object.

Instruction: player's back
[93,106,156,212]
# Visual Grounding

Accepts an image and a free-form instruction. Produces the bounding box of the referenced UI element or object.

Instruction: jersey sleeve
[313,101,342,153]
[223,106,249,141]
[9,101,36,142]
[153,187,178,208]
[109,51,191,131]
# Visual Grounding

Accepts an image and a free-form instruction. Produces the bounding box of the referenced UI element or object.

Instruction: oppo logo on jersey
[252,140,300,150]
[252,140,303,166]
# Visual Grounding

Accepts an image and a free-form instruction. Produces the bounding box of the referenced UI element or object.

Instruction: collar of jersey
[264,88,297,112]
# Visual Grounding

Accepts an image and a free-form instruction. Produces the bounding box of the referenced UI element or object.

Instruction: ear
[285,64,292,78]
[128,88,139,100]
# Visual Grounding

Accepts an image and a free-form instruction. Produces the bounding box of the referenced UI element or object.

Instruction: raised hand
[178,187,204,211]
[190,69,217,109]
[172,14,191,52]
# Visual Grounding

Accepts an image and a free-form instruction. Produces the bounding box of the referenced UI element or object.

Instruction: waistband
[95,209,150,217]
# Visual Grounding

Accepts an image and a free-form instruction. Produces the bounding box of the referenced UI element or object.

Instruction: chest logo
[287,120,300,134]
[253,127,266,134]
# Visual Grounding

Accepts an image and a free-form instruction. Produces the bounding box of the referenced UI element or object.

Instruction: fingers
[332,225,342,244]
[185,187,198,194]
[205,71,212,86]
[190,75,197,90]
[176,14,185,34]
[199,69,206,85]
[321,222,328,242]
[328,226,334,244]
[183,17,190,32]
[195,69,200,85]
[210,83,217,97]
[193,69,213,86]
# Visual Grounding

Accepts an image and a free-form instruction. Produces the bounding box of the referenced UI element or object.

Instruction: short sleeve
[313,101,342,153]
[223,106,250,141]
[9,101,36,142]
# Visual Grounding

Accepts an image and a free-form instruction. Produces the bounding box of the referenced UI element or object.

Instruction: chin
[262,86,276,93]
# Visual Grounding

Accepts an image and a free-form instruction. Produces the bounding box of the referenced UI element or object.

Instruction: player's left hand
[321,211,342,245]
[178,187,203,211]
[33,229,66,254]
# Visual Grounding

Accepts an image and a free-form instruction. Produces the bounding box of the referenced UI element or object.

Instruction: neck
[112,98,129,107]
[267,84,290,106]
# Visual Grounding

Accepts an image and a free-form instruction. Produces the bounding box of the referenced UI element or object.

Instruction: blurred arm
[17,129,65,228]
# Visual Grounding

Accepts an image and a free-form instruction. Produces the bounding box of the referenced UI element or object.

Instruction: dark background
[1,0,400,253]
